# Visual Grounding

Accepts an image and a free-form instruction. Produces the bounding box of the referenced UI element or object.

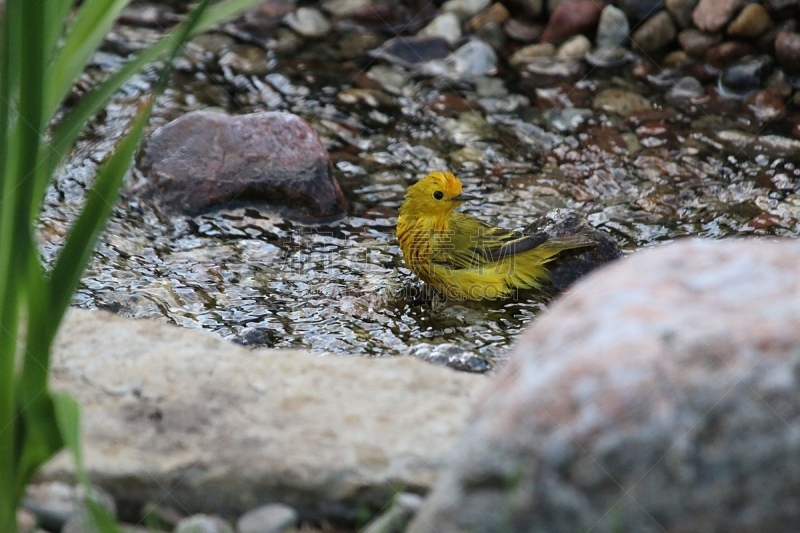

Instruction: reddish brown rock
[540,0,604,44]
[409,239,800,533]
[705,40,752,68]
[692,0,743,33]
[745,87,787,122]
[139,111,347,221]
[775,31,800,73]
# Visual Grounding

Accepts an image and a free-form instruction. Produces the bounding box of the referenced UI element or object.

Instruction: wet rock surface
[44,309,486,520]
[409,238,800,533]
[138,110,347,222]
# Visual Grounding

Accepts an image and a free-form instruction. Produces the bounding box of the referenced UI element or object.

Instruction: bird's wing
[432,213,549,269]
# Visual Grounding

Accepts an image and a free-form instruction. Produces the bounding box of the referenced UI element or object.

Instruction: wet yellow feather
[396,171,594,300]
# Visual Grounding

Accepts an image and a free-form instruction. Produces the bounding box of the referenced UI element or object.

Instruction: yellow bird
[396,171,595,300]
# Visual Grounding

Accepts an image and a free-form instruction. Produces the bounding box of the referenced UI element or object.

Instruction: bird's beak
[452,193,478,202]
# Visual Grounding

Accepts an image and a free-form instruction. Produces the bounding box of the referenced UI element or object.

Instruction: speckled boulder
[409,238,800,533]
[138,110,347,222]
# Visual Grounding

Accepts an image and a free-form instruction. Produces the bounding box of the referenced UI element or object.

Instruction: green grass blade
[45,0,262,183]
[44,0,75,66]
[47,0,130,116]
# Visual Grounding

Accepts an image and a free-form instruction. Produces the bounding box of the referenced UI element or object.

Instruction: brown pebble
[503,18,543,42]
[631,11,677,54]
[727,4,773,39]
[467,3,509,32]
[705,40,753,69]
[775,31,800,74]
[541,0,603,44]
[745,88,787,122]
[679,28,722,57]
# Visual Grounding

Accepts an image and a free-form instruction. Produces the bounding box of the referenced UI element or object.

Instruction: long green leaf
[43,0,75,67]
[47,0,131,117]
[45,0,262,184]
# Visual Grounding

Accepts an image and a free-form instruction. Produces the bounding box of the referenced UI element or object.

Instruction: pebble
[666,0,699,28]
[727,3,772,39]
[692,0,743,33]
[448,39,498,76]
[466,3,509,31]
[442,111,497,144]
[541,0,604,44]
[593,88,653,115]
[236,504,298,533]
[719,55,774,98]
[666,75,705,105]
[175,514,234,533]
[23,482,116,533]
[556,34,591,59]
[615,0,666,22]
[218,45,272,76]
[631,10,676,53]
[474,20,506,51]
[442,0,491,18]
[509,42,556,67]
[503,18,543,42]
[420,13,462,45]
[776,31,800,74]
[746,88,787,122]
[585,45,635,67]
[678,28,722,57]
[521,57,585,84]
[705,40,753,69]
[322,0,371,17]
[283,7,331,37]
[596,5,630,47]
[370,36,451,68]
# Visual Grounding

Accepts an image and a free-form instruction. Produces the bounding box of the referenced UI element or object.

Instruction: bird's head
[399,171,477,218]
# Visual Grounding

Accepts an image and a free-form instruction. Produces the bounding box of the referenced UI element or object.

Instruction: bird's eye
[433,191,444,200]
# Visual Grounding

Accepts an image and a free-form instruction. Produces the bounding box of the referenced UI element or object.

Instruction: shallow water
[42,22,800,371]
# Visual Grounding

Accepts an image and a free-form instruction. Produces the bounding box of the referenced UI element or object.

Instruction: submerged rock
[409,238,800,533]
[524,209,622,291]
[138,111,347,222]
[541,0,603,44]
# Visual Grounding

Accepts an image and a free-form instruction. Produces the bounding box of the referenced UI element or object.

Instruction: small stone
[596,5,629,47]
[745,87,787,121]
[450,146,486,169]
[615,0,666,22]
[283,7,331,37]
[663,49,692,66]
[448,40,498,76]
[678,28,722,57]
[236,504,298,533]
[520,57,585,85]
[556,34,591,59]
[175,514,234,533]
[503,18,543,42]
[585,45,635,67]
[370,36,451,68]
[666,0,700,28]
[139,111,347,221]
[705,40,753,68]
[420,13,462,45]
[719,55,774,98]
[692,0,743,33]
[776,31,800,73]
[757,19,796,55]
[593,88,652,116]
[322,0,371,17]
[631,11,676,53]
[666,75,705,105]
[218,45,272,76]
[442,111,497,144]
[473,20,506,51]
[727,3,772,39]
[443,0,491,18]
[23,482,116,533]
[541,0,603,44]
[509,42,556,67]
[467,3,509,31]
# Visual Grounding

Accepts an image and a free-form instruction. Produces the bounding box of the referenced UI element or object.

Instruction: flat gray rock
[44,310,486,521]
